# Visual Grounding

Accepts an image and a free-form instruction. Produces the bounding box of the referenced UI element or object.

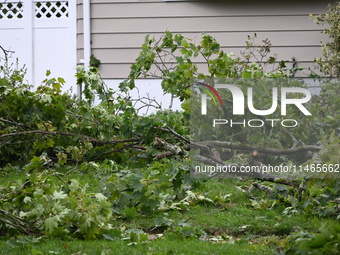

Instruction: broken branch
[195,141,321,155]
[0,130,140,145]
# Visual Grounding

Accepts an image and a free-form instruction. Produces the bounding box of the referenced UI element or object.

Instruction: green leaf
[52,190,67,200]
[123,207,137,220]
[45,217,58,234]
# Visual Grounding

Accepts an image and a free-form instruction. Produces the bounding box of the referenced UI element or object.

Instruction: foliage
[0,31,340,255]
[0,54,195,238]
[284,223,340,254]
[0,66,188,166]
[0,167,112,239]
[120,32,291,103]
[118,33,338,178]
[248,178,340,219]
[97,158,199,214]
[311,2,340,77]
[0,58,27,87]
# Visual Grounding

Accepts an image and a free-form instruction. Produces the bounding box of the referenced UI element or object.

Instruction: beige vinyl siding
[77,0,334,79]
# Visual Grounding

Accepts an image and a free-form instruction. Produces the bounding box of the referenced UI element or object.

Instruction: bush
[311,2,340,77]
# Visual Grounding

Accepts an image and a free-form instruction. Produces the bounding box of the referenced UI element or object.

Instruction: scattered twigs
[135,95,162,114]
[132,88,162,114]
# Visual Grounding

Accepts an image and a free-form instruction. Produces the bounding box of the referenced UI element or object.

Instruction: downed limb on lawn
[195,141,322,156]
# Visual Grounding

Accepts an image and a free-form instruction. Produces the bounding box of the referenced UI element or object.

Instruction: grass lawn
[0,169,338,254]
[0,238,275,255]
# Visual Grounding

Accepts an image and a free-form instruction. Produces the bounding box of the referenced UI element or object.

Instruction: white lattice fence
[35,1,69,19]
[0,1,24,19]
[0,0,76,91]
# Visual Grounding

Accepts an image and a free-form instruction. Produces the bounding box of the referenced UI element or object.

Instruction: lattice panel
[0,2,24,19]
[35,1,68,19]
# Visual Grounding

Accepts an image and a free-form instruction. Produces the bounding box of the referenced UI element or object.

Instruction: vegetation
[311,1,340,77]
[0,3,339,253]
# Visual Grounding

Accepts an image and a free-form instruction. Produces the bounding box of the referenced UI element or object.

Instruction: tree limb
[252,182,273,194]
[282,129,300,149]
[156,151,176,159]
[0,130,140,145]
[0,209,37,235]
[194,141,321,155]
[0,45,15,61]
[156,126,190,143]
[153,137,183,155]
[0,117,33,130]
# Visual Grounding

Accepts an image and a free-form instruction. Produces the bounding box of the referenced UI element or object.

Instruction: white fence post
[23,0,34,85]
[0,0,77,91]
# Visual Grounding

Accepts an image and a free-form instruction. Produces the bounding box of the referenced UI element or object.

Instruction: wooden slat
[86,16,319,34]
[91,1,328,19]
[91,46,322,64]
[91,0,160,3]
[81,31,328,49]
[76,0,336,78]
[98,61,318,79]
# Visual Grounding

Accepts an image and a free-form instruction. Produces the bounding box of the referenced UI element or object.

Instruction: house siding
[77,0,335,79]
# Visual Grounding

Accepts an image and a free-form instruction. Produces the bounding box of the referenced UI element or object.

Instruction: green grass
[110,178,329,236]
[0,169,338,254]
[0,238,274,255]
